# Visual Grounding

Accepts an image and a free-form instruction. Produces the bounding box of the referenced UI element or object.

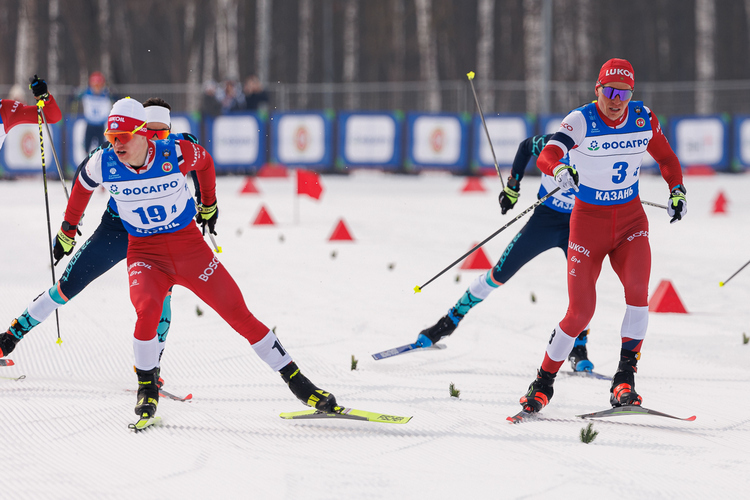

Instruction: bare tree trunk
[216,0,229,80]
[226,0,239,81]
[523,0,542,114]
[202,20,216,84]
[297,0,313,108]
[113,2,134,81]
[343,0,359,109]
[255,0,272,85]
[48,0,60,84]
[15,0,37,86]
[390,0,405,109]
[695,0,715,114]
[575,0,594,87]
[552,0,575,111]
[476,0,495,111]
[414,0,440,111]
[98,0,112,79]
[185,0,201,112]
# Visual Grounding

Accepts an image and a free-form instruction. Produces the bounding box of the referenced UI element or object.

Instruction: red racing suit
[61,139,272,369]
[535,101,683,372]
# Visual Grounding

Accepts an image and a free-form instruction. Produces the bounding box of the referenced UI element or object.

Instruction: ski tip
[685,415,697,421]
[1,359,14,366]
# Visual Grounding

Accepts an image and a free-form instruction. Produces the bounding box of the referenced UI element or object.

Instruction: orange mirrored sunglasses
[147,129,170,140]
[104,121,147,145]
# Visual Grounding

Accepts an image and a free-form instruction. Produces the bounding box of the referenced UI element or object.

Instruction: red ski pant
[559,198,651,337]
[126,224,268,343]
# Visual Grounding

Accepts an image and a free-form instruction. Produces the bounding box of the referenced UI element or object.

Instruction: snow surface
[1,170,749,499]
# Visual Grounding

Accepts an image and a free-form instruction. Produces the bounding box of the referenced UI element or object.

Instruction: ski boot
[416,309,462,347]
[610,350,642,407]
[0,328,22,358]
[568,329,594,372]
[155,367,164,389]
[519,368,556,413]
[134,367,160,419]
[280,362,337,413]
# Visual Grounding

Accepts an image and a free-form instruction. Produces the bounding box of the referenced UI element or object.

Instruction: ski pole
[467,71,504,189]
[36,101,63,346]
[38,104,70,200]
[208,233,222,253]
[720,258,750,287]
[414,187,560,293]
[641,200,667,210]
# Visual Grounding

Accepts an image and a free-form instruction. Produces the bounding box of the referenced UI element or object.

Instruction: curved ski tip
[685,415,697,421]
[184,393,193,401]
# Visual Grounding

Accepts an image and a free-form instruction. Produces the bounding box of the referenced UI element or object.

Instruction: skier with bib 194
[44,98,337,423]
[0,98,197,388]
[415,133,594,373]
[517,58,686,415]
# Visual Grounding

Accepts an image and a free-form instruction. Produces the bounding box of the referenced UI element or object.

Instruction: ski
[507,410,540,424]
[128,416,162,432]
[280,406,412,424]
[125,388,192,402]
[0,359,15,367]
[559,370,610,381]
[0,374,25,381]
[160,389,192,402]
[577,405,696,421]
[371,342,446,360]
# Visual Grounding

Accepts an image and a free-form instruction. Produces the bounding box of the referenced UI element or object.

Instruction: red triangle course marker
[460,244,492,270]
[648,280,688,314]
[252,205,276,226]
[328,219,354,241]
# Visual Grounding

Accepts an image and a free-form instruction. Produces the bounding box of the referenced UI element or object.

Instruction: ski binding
[128,415,162,432]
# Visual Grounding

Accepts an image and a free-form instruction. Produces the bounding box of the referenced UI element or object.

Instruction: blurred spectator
[200,81,222,118]
[216,80,243,114]
[241,75,269,113]
[71,71,113,152]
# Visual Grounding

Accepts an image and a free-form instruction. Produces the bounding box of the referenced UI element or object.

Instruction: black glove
[667,185,687,224]
[498,177,520,214]
[196,202,218,235]
[29,75,49,101]
[52,225,77,264]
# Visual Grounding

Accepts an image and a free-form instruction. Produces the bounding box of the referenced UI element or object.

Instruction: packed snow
[1,169,749,499]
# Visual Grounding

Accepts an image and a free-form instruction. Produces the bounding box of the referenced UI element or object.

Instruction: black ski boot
[519,368,556,413]
[416,310,462,347]
[610,349,642,407]
[280,362,337,412]
[134,367,160,419]
[568,329,594,372]
[0,328,22,358]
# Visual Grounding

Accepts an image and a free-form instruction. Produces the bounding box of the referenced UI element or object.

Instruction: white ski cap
[144,105,171,127]
[107,98,147,135]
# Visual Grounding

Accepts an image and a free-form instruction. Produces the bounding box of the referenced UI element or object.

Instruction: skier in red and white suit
[0,76,62,150]
[53,98,337,422]
[518,58,686,414]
